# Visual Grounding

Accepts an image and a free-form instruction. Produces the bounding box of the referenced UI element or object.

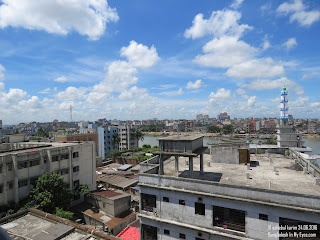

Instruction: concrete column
[175,156,179,173]
[189,156,193,178]
[68,147,73,189]
[12,154,19,204]
[159,155,164,175]
[47,149,52,173]
[200,154,204,175]
[1,157,8,205]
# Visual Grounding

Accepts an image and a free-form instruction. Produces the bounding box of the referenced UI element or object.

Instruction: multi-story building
[97,126,118,160]
[117,125,138,151]
[196,114,209,124]
[0,142,96,207]
[218,112,230,123]
[139,137,320,240]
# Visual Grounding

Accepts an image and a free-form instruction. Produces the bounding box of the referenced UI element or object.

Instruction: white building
[0,142,96,207]
[117,125,138,150]
[97,126,118,160]
[139,137,320,240]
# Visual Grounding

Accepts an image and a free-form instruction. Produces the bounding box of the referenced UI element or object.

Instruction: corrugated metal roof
[97,175,138,189]
[117,164,132,171]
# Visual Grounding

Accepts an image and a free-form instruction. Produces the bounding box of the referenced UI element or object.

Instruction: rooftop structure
[139,142,320,239]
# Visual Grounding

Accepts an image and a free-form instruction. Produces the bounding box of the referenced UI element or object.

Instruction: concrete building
[0,142,96,207]
[277,86,303,147]
[196,114,209,124]
[117,125,138,151]
[98,126,118,160]
[218,112,230,123]
[139,137,320,240]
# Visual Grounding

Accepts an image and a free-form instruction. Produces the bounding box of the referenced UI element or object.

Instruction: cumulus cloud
[54,76,68,83]
[0,0,119,40]
[236,88,246,95]
[209,88,231,103]
[38,88,51,94]
[161,88,183,97]
[226,58,285,79]
[194,36,257,68]
[277,0,320,27]
[118,86,148,100]
[0,64,5,80]
[184,10,252,39]
[120,40,160,68]
[310,102,320,107]
[247,96,257,107]
[283,38,297,49]
[242,77,304,95]
[186,79,203,89]
[231,0,244,9]
[55,86,88,102]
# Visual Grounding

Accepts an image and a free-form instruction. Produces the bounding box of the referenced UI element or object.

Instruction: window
[52,155,59,162]
[73,180,80,188]
[73,166,80,172]
[30,159,40,167]
[73,152,79,158]
[195,202,205,215]
[179,199,185,205]
[163,197,169,202]
[213,206,246,232]
[142,224,157,240]
[179,233,186,239]
[8,182,13,190]
[43,156,48,163]
[18,179,28,188]
[196,238,205,240]
[18,161,28,169]
[61,169,69,175]
[0,185,3,193]
[7,163,13,171]
[164,229,170,235]
[259,214,268,221]
[61,154,69,160]
[141,193,156,212]
[0,165,2,173]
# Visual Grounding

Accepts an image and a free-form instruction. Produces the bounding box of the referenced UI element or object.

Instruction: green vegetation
[141,124,165,132]
[31,137,42,140]
[133,129,144,142]
[207,124,234,134]
[265,139,277,145]
[37,127,49,138]
[112,133,120,149]
[55,207,74,220]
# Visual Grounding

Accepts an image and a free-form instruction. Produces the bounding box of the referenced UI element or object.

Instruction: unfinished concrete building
[0,142,96,207]
[139,136,320,240]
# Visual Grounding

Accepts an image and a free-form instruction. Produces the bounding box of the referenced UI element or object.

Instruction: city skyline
[0,0,320,124]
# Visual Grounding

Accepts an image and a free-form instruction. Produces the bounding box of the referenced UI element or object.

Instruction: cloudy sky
[0,0,319,124]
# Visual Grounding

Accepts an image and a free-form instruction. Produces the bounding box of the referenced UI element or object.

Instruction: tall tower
[280,85,289,126]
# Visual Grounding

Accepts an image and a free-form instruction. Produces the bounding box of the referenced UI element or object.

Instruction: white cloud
[184,10,252,39]
[186,79,203,89]
[283,38,297,49]
[161,88,183,97]
[38,88,51,94]
[277,0,320,27]
[0,88,28,105]
[118,86,148,100]
[120,40,160,68]
[0,0,119,40]
[54,76,68,83]
[263,40,271,50]
[55,86,88,102]
[247,96,257,107]
[231,0,244,9]
[242,77,304,95]
[226,58,285,79]
[0,64,5,80]
[236,88,246,95]
[194,36,257,68]
[209,88,231,103]
[310,102,320,107]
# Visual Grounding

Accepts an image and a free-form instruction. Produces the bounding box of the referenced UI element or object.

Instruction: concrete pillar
[47,149,52,173]
[175,156,179,173]
[12,154,19,204]
[159,155,164,175]
[200,154,204,175]
[1,157,8,205]
[189,156,193,178]
[68,147,73,189]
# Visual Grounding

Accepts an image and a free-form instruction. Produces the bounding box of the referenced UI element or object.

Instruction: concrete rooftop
[158,135,203,141]
[162,153,320,197]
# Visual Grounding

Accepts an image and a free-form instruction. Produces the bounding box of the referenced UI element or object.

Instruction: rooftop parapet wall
[139,173,320,211]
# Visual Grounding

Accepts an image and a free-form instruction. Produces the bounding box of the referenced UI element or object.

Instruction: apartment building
[97,126,118,160]
[0,142,96,207]
[117,125,138,151]
[139,137,320,240]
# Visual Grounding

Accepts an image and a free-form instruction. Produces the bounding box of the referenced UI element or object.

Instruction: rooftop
[160,153,320,197]
[157,135,203,141]
[97,175,138,190]
[93,190,127,199]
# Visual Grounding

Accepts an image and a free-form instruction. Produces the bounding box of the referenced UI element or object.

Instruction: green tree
[55,207,74,220]
[13,129,20,134]
[207,126,221,133]
[112,133,120,149]
[133,129,144,142]
[37,127,49,138]
[30,173,73,212]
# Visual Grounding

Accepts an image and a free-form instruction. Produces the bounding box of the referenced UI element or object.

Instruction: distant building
[196,114,209,124]
[0,142,96,206]
[0,120,2,129]
[218,112,230,122]
[97,126,118,160]
[118,125,138,150]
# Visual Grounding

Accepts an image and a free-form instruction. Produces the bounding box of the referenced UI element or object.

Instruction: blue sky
[0,0,319,124]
